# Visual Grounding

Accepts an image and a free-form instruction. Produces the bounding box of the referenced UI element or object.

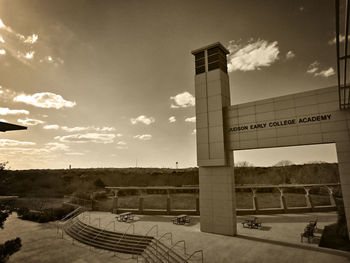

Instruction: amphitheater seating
[64,217,188,262]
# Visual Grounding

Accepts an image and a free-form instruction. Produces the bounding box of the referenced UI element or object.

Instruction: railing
[166,240,186,262]
[72,217,100,244]
[57,206,83,234]
[186,250,204,263]
[113,223,136,256]
[153,232,173,257]
[61,212,88,238]
[89,219,116,251]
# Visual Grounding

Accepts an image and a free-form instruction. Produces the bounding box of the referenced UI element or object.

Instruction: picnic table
[116,212,134,222]
[300,218,318,243]
[172,215,190,225]
[242,217,262,229]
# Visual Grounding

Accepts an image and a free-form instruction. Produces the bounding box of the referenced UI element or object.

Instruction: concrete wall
[224,86,350,236]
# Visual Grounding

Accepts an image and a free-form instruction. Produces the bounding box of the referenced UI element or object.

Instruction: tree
[0,204,21,263]
[93,178,106,189]
[235,161,253,167]
[274,160,294,167]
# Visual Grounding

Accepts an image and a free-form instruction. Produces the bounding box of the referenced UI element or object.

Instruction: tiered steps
[64,218,153,255]
[142,240,187,263]
[64,218,189,262]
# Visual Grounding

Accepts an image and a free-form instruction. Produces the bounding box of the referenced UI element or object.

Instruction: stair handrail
[61,212,87,238]
[72,217,100,244]
[165,240,187,262]
[152,232,173,257]
[57,207,83,234]
[186,250,203,263]
[90,219,116,247]
[127,224,158,256]
[113,223,135,256]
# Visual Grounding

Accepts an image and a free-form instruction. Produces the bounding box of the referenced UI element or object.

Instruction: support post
[139,190,144,214]
[278,187,288,212]
[326,186,337,207]
[304,187,313,209]
[166,189,171,215]
[252,188,259,213]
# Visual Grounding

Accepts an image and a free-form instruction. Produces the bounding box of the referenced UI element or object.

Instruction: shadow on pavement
[236,234,350,258]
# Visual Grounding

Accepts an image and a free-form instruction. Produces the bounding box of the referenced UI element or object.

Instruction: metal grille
[336,0,350,110]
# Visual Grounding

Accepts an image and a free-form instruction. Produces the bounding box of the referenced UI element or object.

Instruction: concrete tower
[192,43,237,235]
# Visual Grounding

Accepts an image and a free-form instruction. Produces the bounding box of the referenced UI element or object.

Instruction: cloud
[0,49,5,55]
[130,115,155,125]
[169,116,176,123]
[65,152,84,156]
[55,133,116,144]
[192,129,196,135]
[14,92,76,109]
[328,34,350,45]
[0,139,35,147]
[133,134,152,140]
[314,67,335,77]
[185,116,196,123]
[0,36,4,43]
[24,34,38,44]
[227,39,280,72]
[43,124,60,130]
[61,126,116,132]
[25,51,35,59]
[285,51,295,60]
[306,61,335,78]
[45,142,69,151]
[0,107,29,115]
[170,92,195,108]
[17,118,44,126]
[116,141,128,149]
[306,61,319,74]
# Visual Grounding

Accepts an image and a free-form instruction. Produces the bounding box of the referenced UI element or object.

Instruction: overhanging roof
[0,121,27,132]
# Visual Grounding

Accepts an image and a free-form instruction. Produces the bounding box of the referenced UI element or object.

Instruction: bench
[116,212,134,222]
[300,225,315,243]
[242,217,262,229]
[172,215,190,225]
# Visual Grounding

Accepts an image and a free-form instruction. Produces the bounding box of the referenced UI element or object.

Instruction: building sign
[228,114,332,132]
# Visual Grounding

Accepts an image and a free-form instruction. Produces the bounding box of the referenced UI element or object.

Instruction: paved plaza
[1,211,349,263]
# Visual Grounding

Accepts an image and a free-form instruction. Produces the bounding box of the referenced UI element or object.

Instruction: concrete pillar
[139,190,144,214]
[304,187,313,209]
[112,190,119,214]
[192,43,236,236]
[336,139,350,239]
[278,188,288,212]
[166,189,171,215]
[196,196,200,215]
[326,186,337,207]
[252,188,259,212]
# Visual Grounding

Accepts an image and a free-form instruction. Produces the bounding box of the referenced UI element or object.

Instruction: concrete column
[251,188,259,212]
[112,190,119,214]
[326,186,337,207]
[138,190,144,214]
[166,189,171,215]
[196,195,200,215]
[278,188,288,212]
[304,187,313,209]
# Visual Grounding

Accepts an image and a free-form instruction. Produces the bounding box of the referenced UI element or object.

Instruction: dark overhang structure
[335,0,350,110]
[0,121,27,132]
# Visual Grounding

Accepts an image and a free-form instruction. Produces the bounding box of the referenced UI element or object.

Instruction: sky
[0,0,343,169]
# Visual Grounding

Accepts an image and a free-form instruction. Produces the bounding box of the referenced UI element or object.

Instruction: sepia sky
[0,0,341,169]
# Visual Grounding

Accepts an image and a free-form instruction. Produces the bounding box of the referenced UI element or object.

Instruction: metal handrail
[165,240,186,262]
[61,212,86,238]
[57,207,83,234]
[152,232,173,256]
[113,223,136,256]
[90,220,116,250]
[186,250,204,263]
[73,217,100,244]
[130,224,158,257]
